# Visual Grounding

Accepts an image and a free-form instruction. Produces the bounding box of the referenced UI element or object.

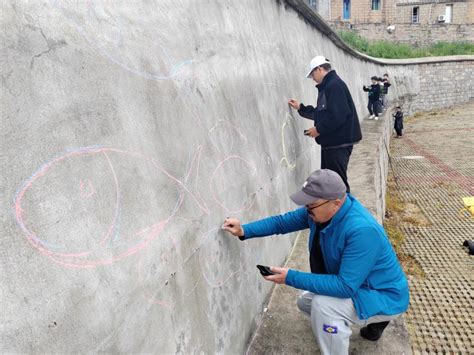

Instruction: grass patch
[384,178,426,278]
[338,30,474,58]
[384,218,405,252]
[399,254,425,279]
[386,189,404,214]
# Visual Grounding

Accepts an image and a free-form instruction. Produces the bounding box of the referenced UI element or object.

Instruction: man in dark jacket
[363,76,382,120]
[288,56,362,193]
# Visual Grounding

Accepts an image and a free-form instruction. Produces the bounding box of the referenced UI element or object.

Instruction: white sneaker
[368,115,375,120]
[374,116,379,120]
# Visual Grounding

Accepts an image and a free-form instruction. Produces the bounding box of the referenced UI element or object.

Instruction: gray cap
[290,169,347,205]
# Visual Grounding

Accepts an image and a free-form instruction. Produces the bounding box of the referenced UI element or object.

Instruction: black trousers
[321,146,353,193]
[368,100,382,116]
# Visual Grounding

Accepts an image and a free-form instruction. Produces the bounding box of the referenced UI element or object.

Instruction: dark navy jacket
[298,70,362,148]
[242,194,410,320]
[363,83,381,102]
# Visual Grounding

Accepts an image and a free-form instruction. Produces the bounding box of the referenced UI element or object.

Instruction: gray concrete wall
[1,0,473,353]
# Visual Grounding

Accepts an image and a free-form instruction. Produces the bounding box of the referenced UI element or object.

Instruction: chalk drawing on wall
[280,109,299,170]
[197,227,243,288]
[13,146,210,268]
[136,220,249,309]
[13,143,262,270]
[210,156,257,214]
[50,1,194,80]
[208,120,247,155]
[137,234,200,309]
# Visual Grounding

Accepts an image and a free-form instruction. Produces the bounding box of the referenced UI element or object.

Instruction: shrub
[337,31,474,58]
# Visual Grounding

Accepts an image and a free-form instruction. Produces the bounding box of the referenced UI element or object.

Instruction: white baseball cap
[306,56,330,78]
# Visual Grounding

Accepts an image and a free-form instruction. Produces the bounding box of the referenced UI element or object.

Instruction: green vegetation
[384,177,426,278]
[338,30,474,58]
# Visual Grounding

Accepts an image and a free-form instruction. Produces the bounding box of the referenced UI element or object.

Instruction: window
[307,0,317,10]
[445,4,453,23]
[371,0,380,11]
[343,0,351,19]
[412,7,419,23]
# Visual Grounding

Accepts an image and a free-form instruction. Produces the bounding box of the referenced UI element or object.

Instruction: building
[306,0,474,46]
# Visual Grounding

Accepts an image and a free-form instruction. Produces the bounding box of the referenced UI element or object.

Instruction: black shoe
[360,321,390,341]
[463,240,474,255]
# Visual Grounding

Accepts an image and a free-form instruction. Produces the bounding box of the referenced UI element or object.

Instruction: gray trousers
[297,291,401,355]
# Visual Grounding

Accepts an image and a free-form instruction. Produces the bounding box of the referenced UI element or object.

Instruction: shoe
[463,240,474,255]
[360,321,390,341]
[368,115,375,120]
[374,116,379,120]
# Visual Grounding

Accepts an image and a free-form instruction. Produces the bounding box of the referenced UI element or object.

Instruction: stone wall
[401,60,474,114]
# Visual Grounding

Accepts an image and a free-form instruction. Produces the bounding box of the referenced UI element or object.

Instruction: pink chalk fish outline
[13,146,208,268]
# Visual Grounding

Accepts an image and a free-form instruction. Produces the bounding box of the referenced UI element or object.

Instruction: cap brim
[306,69,313,78]
[290,190,318,206]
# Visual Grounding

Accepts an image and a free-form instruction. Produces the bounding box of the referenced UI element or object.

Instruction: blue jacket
[242,194,409,320]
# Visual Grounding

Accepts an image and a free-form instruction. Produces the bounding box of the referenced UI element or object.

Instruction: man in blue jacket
[222,169,409,355]
[288,56,362,193]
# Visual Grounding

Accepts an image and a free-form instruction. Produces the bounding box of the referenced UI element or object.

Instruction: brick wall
[331,0,385,22]
[392,2,473,24]
[326,0,473,25]
[331,22,474,46]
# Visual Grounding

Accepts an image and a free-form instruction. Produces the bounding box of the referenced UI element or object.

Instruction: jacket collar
[323,193,352,231]
[316,70,337,90]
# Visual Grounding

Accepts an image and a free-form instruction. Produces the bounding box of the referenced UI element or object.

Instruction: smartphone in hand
[256,265,274,276]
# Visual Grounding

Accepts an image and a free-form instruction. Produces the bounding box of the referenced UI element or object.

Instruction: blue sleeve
[242,207,309,240]
[285,226,382,297]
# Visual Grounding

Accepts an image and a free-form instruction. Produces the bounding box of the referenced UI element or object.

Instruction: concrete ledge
[348,110,393,223]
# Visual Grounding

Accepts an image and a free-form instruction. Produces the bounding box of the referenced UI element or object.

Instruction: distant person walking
[393,106,404,138]
[288,56,362,193]
[363,76,382,120]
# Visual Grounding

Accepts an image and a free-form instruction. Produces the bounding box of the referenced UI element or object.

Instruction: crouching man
[222,169,409,355]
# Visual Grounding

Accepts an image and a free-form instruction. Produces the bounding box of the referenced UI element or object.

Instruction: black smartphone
[256,265,274,276]
[304,129,310,136]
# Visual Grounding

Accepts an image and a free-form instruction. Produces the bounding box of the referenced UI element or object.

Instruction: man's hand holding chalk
[221,217,244,238]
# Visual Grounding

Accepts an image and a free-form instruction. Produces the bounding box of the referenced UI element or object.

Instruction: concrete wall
[1,0,473,353]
